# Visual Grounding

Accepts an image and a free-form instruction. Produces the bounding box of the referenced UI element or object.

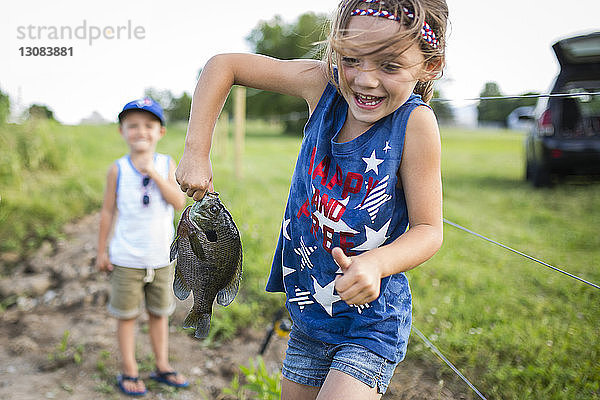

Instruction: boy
[96,97,188,396]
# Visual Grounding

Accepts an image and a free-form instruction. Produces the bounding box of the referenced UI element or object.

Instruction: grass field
[0,120,598,399]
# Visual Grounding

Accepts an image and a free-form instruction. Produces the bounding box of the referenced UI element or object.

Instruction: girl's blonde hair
[324,0,448,102]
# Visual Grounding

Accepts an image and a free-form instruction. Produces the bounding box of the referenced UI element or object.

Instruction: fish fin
[183,310,211,339]
[173,266,191,300]
[216,247,243,307]
[169,236,179,262]
[189,234,206,261]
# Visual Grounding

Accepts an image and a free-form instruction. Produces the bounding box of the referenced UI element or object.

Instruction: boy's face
[119,111,165,153]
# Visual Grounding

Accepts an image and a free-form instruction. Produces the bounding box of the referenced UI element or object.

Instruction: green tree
[514,92,538,108]
[477,82,506,125]
[167,92,192,122]
[0,88,9,124]
[245,12,328,134]
[143,88,174,113]
[143,87,194,124]
[27,104,55,120]
[430,89,453,124]
[477,82,538,127]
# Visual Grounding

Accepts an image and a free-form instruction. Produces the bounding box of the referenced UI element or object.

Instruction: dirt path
[0,214,466,399]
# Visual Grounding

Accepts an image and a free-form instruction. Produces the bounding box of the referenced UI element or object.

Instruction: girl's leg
[117,318,145,392]
[316,369,382,400]
[148,312,187,385]
[281,377,320,400]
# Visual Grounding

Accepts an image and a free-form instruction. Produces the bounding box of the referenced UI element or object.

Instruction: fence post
[234,86,246,179]
[213,111,229,158]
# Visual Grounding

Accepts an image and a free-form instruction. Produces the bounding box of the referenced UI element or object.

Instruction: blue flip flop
[117,374,147,396]
[149,370,190,388]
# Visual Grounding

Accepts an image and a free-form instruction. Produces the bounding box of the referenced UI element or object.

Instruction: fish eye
[205,230,218,242]
[209,205,220,215]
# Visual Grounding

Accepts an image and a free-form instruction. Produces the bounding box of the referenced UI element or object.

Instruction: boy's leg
[316,369,382,400]
[148,313,168,370]
[146,264,185,386]
[117,318,146,393]
[109,266,146,393]
[148,312,187,385]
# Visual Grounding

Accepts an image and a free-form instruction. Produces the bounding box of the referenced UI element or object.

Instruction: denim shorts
[281,327,399,394]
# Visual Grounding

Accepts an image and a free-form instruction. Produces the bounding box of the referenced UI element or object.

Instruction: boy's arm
[176,53,329,201]
[96,163,118,272]
[334,106,443,306]
[144,157,187,210]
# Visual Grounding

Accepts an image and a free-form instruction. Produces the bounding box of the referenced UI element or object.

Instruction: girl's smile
[354,93,385,108]
[338,15,427,140]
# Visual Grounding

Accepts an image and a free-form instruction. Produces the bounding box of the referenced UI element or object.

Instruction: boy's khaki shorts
[108,263,176,319]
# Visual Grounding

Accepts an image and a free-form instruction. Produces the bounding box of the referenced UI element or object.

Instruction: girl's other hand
[175,154,214,201]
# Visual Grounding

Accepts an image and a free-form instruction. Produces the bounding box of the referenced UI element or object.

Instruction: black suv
[525,31,600,187]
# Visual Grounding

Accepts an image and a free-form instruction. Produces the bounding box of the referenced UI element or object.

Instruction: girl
[176,0,448,398]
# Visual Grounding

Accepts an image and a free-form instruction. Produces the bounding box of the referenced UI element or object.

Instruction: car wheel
[531,162,551,187]
[525,159,533,181]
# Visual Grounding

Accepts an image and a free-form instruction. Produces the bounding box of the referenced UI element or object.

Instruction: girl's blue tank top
[266,81,428,362]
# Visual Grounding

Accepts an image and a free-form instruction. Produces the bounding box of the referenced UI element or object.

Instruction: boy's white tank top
[109,154,174,269]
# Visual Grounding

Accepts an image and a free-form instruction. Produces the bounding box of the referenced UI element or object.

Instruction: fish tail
[183,310,211,339]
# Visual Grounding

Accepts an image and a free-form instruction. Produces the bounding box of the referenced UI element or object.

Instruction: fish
[169,192,242,339]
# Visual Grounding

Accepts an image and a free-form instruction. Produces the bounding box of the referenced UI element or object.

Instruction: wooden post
[234,86,246,179]
[213,111,229,158]
[221,111,229,159]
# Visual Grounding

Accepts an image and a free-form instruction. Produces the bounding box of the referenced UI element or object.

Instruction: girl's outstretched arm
[176,54,328,201]
[334,105,443,306]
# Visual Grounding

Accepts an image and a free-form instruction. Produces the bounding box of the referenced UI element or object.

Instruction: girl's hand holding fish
[175,152,213,201]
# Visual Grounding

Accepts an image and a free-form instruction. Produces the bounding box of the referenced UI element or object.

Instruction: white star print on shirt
[293,236,317,270]
[355,175,392,223]
[288,286,314,311]
[282,265,295,278]
[351,219,391,252]
[282,219,291,240]
[362,150,384,175]
[282,264,295,286]
[312,276,342,316]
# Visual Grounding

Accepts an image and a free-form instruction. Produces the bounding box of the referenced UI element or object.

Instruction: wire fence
[431,91,600,102]
[409,216,599,399]
[246,89,600,104]
[412,325,488,400]
[443,219,600,290]
[244,91,600,123]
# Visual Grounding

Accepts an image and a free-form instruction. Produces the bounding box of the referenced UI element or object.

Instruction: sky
[2,0,599,125]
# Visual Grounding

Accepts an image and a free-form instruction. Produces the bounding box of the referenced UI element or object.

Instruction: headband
[349,0,438,49]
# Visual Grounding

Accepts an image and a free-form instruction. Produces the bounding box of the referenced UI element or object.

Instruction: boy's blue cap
[118,97,165,125]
